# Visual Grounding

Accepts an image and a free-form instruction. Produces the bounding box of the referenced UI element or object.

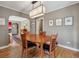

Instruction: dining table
[26,32,50,43]
[24,32,57,57]
[25,32,57,45]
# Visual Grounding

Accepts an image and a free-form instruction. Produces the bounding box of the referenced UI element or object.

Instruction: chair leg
[40,49,42,57]
[51,49,56,58]
[25,49,27,57]
[21,48,24,58]
[53,50,56,58]
[49,52,51,58]
[53,49,56,58]
[40,49,43,58]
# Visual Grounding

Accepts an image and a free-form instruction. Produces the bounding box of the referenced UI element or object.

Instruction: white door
[36,17,44,34]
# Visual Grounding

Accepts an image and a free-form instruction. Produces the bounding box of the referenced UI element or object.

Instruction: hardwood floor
[0,45,79,58]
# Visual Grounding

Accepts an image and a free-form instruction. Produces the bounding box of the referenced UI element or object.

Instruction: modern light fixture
[29,1,45,19]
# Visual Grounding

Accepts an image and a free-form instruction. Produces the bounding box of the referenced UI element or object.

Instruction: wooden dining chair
[43,34,58,58]
[21,30,36,57]
[39,32,46,57]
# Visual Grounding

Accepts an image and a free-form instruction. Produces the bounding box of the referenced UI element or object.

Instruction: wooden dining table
[24,32,57,57]
[26,32,50,43]
[25,32,57,45]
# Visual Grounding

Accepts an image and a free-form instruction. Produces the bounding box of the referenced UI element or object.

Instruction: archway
[8,16,30,46]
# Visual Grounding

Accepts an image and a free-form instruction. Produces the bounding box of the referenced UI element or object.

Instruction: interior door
[36,17,44,34]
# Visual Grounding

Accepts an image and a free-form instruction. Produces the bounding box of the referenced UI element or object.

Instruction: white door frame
[36,17,44,34]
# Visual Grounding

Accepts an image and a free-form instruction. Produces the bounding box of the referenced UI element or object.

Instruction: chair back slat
[20,29,28,48]
[21,33,27,48]
[50,34,57,51]
[39,32,46,43]
[39,32,46,57]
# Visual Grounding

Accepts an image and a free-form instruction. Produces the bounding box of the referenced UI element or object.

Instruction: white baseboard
[0,44,10,50]
[58,44,79,52]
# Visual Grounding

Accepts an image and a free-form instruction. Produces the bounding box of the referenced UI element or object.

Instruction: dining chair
[21,30,36,57]
[39,32,46,57]
[43,34,58,58]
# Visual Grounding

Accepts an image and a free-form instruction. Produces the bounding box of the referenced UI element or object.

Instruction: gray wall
[44,3,79,49]
[0,6,28,47]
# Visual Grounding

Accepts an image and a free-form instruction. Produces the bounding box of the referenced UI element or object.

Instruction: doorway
[8,16,30,45]
[36,17,44,34]
[12,23,18,35]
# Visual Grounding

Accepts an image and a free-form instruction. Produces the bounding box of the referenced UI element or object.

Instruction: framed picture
[65,16,73,25]
[56,18,62,26]
[12,23,18,35]
[49,20,53,26]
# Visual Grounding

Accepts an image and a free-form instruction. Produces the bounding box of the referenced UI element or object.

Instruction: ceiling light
[29,1,45,19]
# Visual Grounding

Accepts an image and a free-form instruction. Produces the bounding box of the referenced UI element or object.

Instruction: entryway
[8,16,30,46]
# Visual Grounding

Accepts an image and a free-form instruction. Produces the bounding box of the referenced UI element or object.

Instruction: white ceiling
[0,1,79,14]
[0,1,31,14]
[44,1,79,13]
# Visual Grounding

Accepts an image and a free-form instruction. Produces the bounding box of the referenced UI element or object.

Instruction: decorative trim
[0,44,10,50]
[0,2,79,15]
[58,44,79,52]
[0,4,27,15]
[46,2,79,14]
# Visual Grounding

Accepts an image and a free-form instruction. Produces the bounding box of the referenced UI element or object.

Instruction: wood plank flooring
[0,45,79,58]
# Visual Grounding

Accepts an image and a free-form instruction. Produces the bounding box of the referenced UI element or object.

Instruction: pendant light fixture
[29,1,45,19]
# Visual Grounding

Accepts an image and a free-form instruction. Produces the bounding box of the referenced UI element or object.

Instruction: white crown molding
[58,44,79,52]
[46,1,79,14]
[0,1,79,15]
[0,4,28,15]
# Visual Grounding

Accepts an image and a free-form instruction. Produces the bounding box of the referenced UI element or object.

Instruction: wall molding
[58,44,79,52]
[0,2,79,15]
[46,2,79,14]
[0,44,10,50]
[0,4,27,15]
